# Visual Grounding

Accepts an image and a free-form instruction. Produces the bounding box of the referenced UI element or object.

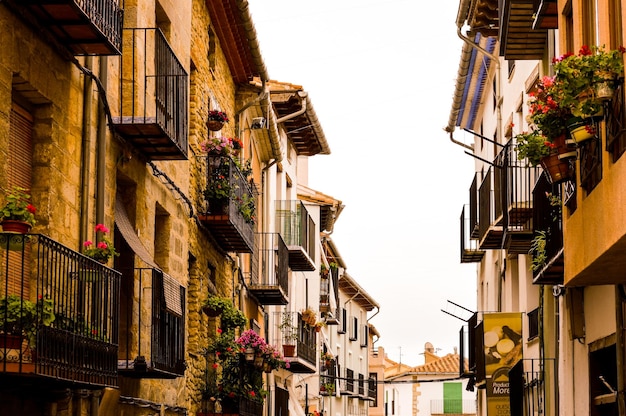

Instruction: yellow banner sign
[483,312,523,416]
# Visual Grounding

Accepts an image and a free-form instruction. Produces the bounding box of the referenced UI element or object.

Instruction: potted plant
[207,110,229,131]
[202,295,232,317]
[314,321,326,333]
[320,264,329,277]
[0,294,55,348]
[553,45,625,118]
[200,136,236,156]
[82,223,119,264]
[301,307,317,326]
[0,186,37,233]
[279,312,298,356]
[527,75,572,140]
[515,131,554,167]
[530,230,548,272]
[321,351,335,367]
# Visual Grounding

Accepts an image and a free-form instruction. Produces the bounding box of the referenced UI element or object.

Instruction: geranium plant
[208,110,229,123]
[515,131,555,167]
[201,137,235,156]
[553,45,625,117]
[0,186,37,226]
[527,76,571,139]
[83,223,119,263]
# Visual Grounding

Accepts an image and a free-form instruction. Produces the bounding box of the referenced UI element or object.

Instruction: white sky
[247,0,478,366]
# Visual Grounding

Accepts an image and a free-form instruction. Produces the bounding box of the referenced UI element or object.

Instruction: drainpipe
[95,56,108,226]
[276,91,308,124]
[80,56,94,245]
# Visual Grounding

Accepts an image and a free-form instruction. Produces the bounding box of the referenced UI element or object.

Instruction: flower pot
[0,333,23,350]
[567,118,595,143]
[595,81,615,100]
[1,220,31,234]
[282,344,296,357]
[207,120,225,131]
[540,153,573,184]
[202,305,223,317]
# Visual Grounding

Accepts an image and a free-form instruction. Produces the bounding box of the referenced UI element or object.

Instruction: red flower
[26,204,36,214]
[94,223,109,233]
[228,392,236,398]
[579,45,592,56]
[217,328,223,334]
[212,363,219,369]
[248,391,256,397]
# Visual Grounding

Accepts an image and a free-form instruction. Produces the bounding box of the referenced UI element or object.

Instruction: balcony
[532,0,558,29]
[509,358,556,416]
[21,0,122,55]
[0,233,120,387]
[461,204,484,263]
[247,233,289,305]
[113,28,188,160]
[276,200,315,271]
[532,174,564,285]
[430,399,477,415]
[478,167,504,249]
[198,155,255,253]
[499,0,548,60]
[275,312,316,373]
[118,268,185,379]
[502,141,542,254]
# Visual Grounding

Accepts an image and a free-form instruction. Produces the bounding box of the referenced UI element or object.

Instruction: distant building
[373,343,476,416]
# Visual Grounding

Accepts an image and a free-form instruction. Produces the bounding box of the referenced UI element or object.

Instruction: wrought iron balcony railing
[430,399,477,415]
[0,233,120,387]
[532,173,564,285]
[113,28,188,160]
[502,140,542,254]
[276,200,315,271]
[118,268,185,378]
[21,0,123,55]
[247,233,288,305]
[274,312,316,373]
[460,204,485,263]
[478,167,504,250]
[510,358,556,416]
[197,155,255,253]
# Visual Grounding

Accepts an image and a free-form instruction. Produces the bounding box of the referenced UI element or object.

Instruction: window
[527,308,539,340]
[349,316,358,341]
[589,337,617,416]
[338,307,347,334]
[581,0,597,47]
[360,323,368,347]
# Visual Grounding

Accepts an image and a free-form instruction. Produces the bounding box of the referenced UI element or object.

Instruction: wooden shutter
[9,103,33,189]
[5,103,33,297]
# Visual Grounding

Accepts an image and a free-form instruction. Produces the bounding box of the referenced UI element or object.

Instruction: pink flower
[94,224,109,233]
[97,242,108,250]
[83,240,93,247]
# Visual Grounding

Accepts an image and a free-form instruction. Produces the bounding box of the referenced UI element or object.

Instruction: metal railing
[430,399,477,414]
[75,0,123,52]
[118,268,185,377]
[0,233,121,387]
[117,27,188,156]
[248,232,288,294]
[275,200,315,259]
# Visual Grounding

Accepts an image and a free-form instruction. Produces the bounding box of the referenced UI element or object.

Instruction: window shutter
[9,103,33,189]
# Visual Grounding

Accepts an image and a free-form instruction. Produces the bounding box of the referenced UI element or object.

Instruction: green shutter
[443,382,462,413]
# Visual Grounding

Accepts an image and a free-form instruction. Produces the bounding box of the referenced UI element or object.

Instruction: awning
[115,194,183,316]
[115,194,158,269]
